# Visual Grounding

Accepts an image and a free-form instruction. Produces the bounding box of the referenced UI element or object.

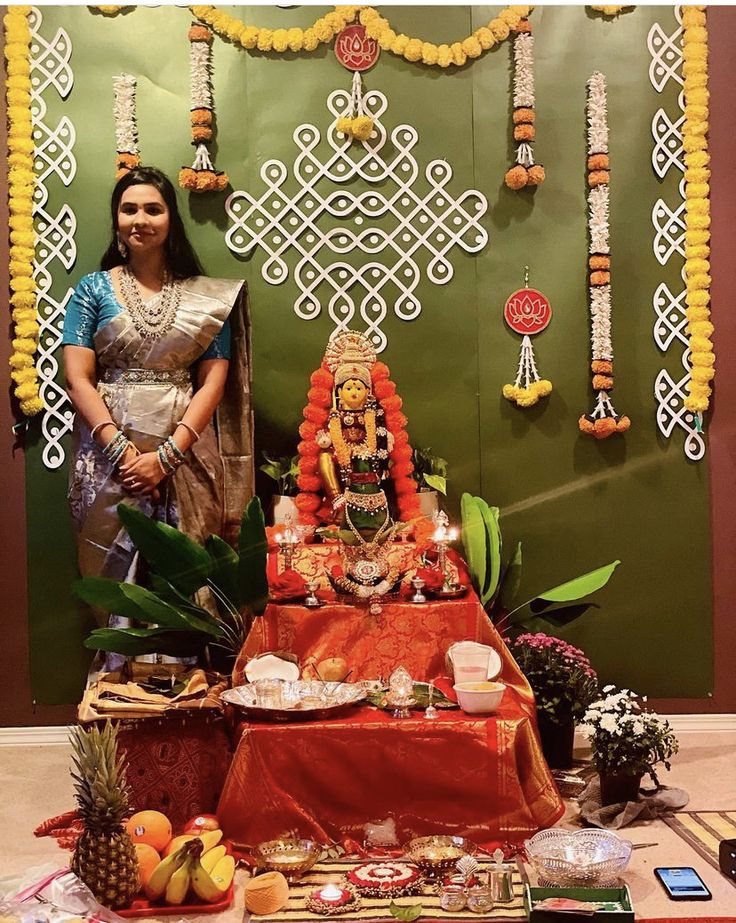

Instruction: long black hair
[100,166,204,279]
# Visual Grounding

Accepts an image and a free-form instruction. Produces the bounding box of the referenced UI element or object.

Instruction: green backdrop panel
[24,5,711,704]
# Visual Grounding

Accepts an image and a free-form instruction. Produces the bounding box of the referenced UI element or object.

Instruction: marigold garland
[296,362,420,526]
[505,20,545,189]
[579,72,629,439]
[681,7,713,414]
[4,6,43,417]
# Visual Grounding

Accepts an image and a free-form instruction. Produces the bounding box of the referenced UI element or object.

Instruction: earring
[117,235,128,259]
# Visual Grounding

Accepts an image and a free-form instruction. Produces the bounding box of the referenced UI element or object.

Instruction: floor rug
[251,859,527,922]
[663,810,736,887]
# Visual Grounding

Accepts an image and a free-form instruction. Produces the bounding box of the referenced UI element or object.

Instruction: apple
[317,657,349,682]
[182,813,221,834]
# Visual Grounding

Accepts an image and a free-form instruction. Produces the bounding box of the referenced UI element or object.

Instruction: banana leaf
[533,560,621,604]
[84,626,207,657]
[499,541,523,610]
[205,534,241,611]
[116,503,212,595]
[461,493,486,600]
[479,500,502,605]
[237,497,268,616]
[147,574,221,629]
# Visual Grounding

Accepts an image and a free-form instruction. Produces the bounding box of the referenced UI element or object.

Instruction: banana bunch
[145,829,235,905]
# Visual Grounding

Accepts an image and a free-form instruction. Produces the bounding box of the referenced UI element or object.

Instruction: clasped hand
[119,450,166,496]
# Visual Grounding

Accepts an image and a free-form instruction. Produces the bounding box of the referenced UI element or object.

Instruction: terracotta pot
[599,770,643,806]
[536,710,575,769]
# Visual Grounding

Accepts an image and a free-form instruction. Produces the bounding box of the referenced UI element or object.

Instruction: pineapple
[69,722,140,909]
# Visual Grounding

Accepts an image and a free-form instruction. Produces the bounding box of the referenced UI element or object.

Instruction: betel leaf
[237,497,268,616]
[499,541,523,610]
[533,560,621,604]
[423,474,447,495]
[389,903,422,922]
[117,503,212,595]
[84,627,206,657]
[461,493,486,600]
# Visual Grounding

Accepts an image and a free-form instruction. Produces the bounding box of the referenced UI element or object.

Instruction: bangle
[166,436,186,461]
[176,420,200,442]
[91,421,117,440]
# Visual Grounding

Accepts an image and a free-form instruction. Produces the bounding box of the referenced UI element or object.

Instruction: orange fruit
[126,810,172,852]
[163,833,197,857]
[134,843,161,890]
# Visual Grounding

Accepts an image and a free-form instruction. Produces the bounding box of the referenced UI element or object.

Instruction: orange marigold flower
[589,255,610,271]
[385,412,408,431]
[297,473,322,492]
[505,165,528,190]
[116,152,140,168]
[373,379,396,400]
[191,108,213,126]
[394,476,417,495]
[591,359,613,374]
[307,386,331,407]
[587,153,609,170]
[295,492,321,512]
[188,24,213,42]
[299,456,319,474]
[371,361,391,382]
[590,271,611,286]
[593,418,618,439]
[297,439,320,457]
[527,164,545,186]
[578,417,595,434]
[588,170,610,187]
[392,429,409,447]
[515,19,532,33]
[513,107,535,124]
[299,421,318,440]
[192,126,213,143]
[592,374,614,391]
[391,460,414,478]
[399,496,422,522]
[616,415,631,433]
[391,444,413,462]
[380,394,403,412]
[311,368,333,389]
[514,123,535,142]
[303,404,329,425]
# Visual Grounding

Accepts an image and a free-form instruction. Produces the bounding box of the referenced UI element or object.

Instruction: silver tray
[222,680,368,722]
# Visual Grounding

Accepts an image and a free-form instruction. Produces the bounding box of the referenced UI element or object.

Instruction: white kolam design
[29,6,77,470]
[648,7,704,461]
[225,76,488,353]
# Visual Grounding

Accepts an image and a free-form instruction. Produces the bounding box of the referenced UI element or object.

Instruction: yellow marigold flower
[9,353,34,370]
[535,380,553,397]
[682,8,706,28]
[8,138,34,154]
[683,135,707,155]
[20,396,44,416]
[685,393,710,412]
[691,366,715,383]
[451,42,466,66]
[685,258,710,275]
[687,273,711,291]
[686,183,709,200]
[421,43,438,65]
[689,320,714,338]
[392,33,409,54]
[500,9,521,27]
[685,151,710,168]
[502,384,519,400]
[6,58,30,77]
[686,305,711,321]
[690,335,713,354]
[313,19,331,42]
[9,215,34,231]
[256,28,273,51]
[336,116,353,135]
[10,231,35,248]
[511,5,532,15]
[9,260,33,278]
[685,87,709,107]
[12,337,37,355]
[190,6,214,18]
[238,26,258,48]
[475,27,495,50]
[301,28,318,51]
[684,104,708,121]
[686,200,709,218]
[490,18,511,40]
[690,351,715,367]
[434,44,451,67]
[684,167,710,184]
[15,380,41,401]
[272,28,288,52]
[683,42,707,62]
[10,246,35,263]
[10,277,35,293]
[360,8,380,25]
[287,28,303,52]
[6,76,32,92]
[684,70,708,88]
[685,246,710,263]
[7,89,30,106]
[378,29,397,51]
[404,38,423,62]
[351,116,374,141]
[462,36,482,58]
[687,215,711,231]
[15,320,39,339]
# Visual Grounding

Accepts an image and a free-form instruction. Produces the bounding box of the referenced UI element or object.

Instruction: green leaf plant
[76,497,268,666]
[412,447,448,496]
[460,493,620,637]
[259,451,300,496]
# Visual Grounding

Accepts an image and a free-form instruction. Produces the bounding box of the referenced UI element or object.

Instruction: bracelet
[157,437,187,476]
[102,430,132,469]
[176,420,200,442]
[157,444,176,475]
[166,436,186,461]
[91,420,117,440]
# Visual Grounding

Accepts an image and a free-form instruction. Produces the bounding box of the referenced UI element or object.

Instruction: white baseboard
[1,714,735,748]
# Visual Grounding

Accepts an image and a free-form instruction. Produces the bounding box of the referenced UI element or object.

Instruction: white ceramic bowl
[453,681,506,714]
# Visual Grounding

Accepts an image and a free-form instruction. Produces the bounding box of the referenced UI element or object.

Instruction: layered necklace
[119,265,182,339]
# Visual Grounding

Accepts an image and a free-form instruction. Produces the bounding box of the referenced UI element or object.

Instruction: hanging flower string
[681,6,713,415]
[180,22,228,192]
[4,6,43,417]
[502,268,553,407]
[337,71,374,142]
[579,72,630,439]
[295,362,420,526]
[505,19,545,190]
[113,74,140,179]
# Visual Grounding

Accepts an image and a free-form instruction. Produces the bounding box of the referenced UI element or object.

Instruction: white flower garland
[505,21,544,190]
[190,34,212,110]
[586,71,609,155]
[588,184,610,256]
[112,73,140,176]
[513,31,534,108]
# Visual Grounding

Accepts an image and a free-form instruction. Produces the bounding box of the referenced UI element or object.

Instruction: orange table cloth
[221,596,563,849]
[234,596,506,685]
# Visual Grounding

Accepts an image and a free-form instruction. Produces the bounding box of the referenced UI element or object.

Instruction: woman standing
[62,166,253,621]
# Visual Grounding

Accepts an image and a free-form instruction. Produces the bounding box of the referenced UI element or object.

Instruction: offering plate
[404,835,476,876]
[222,680,367,722]
[252,837,321,881]
[525,829,632,886]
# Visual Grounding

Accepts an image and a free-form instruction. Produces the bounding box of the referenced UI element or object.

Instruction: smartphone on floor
[654,866,712,900]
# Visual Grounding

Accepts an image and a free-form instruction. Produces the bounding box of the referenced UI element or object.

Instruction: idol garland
[180,22,228,193]
[505,19,545,190]
[579,72,630,439]
[113,74,140,179]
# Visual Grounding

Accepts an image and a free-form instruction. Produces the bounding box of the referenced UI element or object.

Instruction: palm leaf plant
[460,493,620,636]
[75,496,268,665]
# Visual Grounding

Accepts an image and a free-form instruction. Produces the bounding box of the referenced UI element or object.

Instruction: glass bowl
[525,829,633,886]
[252,837,322,881]
[404,836,475,876]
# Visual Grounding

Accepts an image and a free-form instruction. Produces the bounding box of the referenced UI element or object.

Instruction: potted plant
[579,686,679,805]
[509,633,599,769]
[260,451,300,524]
[412,447,448,518]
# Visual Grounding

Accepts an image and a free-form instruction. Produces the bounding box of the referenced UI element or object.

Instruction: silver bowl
[525,829,632,886]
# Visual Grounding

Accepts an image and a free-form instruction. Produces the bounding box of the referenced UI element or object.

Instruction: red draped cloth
[220,595,563,849]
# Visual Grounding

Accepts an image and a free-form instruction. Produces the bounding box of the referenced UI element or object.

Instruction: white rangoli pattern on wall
[224,80,488,353]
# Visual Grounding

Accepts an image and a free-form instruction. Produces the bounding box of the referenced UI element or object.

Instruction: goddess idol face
[117,184,171,256]
[338,377,368,411]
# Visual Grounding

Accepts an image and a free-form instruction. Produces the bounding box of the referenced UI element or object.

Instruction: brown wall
[1,8,734,724]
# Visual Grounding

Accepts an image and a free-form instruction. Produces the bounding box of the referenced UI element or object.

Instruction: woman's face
[338,378,368,410]
[117,184,170,256]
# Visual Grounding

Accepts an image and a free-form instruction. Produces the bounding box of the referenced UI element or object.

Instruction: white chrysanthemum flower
[600,713,619,734]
